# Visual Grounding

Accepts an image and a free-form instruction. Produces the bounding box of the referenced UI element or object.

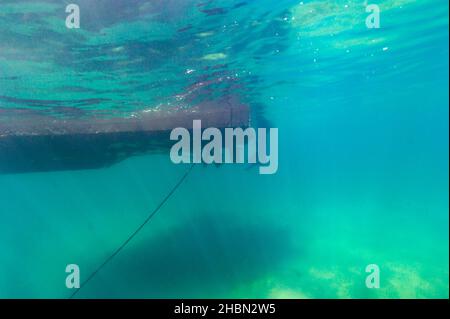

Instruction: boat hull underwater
[0,101,249,174]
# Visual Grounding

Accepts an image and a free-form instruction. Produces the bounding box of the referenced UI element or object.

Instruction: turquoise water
[0,0,448,298]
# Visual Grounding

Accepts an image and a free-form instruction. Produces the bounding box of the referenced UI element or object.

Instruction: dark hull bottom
[0,102,249,174]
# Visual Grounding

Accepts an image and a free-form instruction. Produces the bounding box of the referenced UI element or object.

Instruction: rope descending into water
[69,164,195,299]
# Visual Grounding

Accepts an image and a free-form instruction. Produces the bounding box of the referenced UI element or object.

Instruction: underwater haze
[0,0,448,298]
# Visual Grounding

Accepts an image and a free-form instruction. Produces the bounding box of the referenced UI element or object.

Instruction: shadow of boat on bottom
[77,213,296,298]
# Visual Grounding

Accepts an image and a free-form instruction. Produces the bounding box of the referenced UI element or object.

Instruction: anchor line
[69,164,195,299]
